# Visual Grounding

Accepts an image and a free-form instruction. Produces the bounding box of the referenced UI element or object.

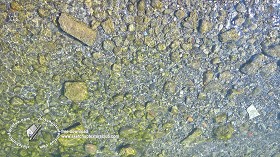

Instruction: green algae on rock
[85,144,97,155]
[213,123,234,140]
[101,18,115,34]
[64,82,88,102]
[58,13,97,46]
[180,128,203,147]
[219,29,240,42]
[119,146,137,157]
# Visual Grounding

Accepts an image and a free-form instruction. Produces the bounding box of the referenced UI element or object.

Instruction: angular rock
[151,0,163,10]
[219,29,240,42]
[101,18,114,34]
[240,54,266,75]
[203,70,214,85]
[103,40,115,51]
[58,13,97,46]
[64,81,88,102]
[119,146,137,157]
[259,62,277,77]
[163,81,176,94]
[262,44,280,58]
[247,105,260,119]
[85,144,97,155]
[181,128,203,147]
[213,123,234,140]
[175,9,185,19]
[199,19,212,34]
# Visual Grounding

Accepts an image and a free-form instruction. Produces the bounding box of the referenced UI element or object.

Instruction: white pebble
[247,105,260,119]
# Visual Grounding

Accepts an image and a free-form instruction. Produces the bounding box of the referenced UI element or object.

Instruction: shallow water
[0,0,279,156]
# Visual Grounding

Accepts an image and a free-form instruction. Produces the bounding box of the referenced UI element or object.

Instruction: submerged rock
[64,82,88,102]
[219,29,240,42]
[85,144,97,155]
[240,54,266,75]
[102,18,115,34]
[213,123,234,140]
[119,146,137,157]
[262,44,280,58]
[181,128,203,147]
[58,13,97,46]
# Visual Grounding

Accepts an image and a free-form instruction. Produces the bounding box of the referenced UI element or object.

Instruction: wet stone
[102,18,115,34]
[128,24,135,32]
[10,1,22,11]
[181,128,203,147]
[10,97,24,106]
[137,0,145,12]
[262,44,280,58]
[119,146,137,157]
[85,144,97,155]
[236,3,246,13]
[213,123,234,140]
[151,0,163,10]
[175,10,185,19]
[219,29,240,43]
[203,70,214,85]
[103,40,115,51]
[240,54,266,75]
[214,113,227,123]
[64,82,88,102]
[58,13,97,46]
[259,62,277,77]
[199,20,212,34]
[163,81,176,94]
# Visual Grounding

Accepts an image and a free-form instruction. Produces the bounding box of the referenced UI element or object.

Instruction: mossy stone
[219,29,240,42]
[119,146,137,157]
[10,1,22,11]
[102,18,115,34]
[64,82,88,102]
[163,81,176,94]
[103,40,115,51]
[137,0,145,12]
[214,123,234,140]
[85,144,97,155]
[9,97,24,106]
[151,0,163,10]
[180,128,203,146]
[214,113,227,123]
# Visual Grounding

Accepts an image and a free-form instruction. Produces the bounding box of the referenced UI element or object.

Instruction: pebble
[64,81,88,102]
[203,70,214,85]
[236,3,247,13]
[58,13,97,46]
[119,146,137,156]
[263,44,280,58]
[102,18,115,34]
[199,20,212,34]
[175,9,185,19]
[247,105,260,119]
[219,29,240,42]
[180,128,203,147]
[103,40,115,51]
[85,144,97,155]
[240,54,266,75]
[128,24,135,32]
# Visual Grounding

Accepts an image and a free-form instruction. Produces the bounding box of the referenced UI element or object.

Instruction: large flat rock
[58,13,97,46]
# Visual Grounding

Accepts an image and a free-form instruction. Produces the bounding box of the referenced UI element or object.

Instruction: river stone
[101,18,114,34]
[240,54,266,75]
[58,13,97,46]
[85,144,97,155]
[219,29,240,42]
[64,82,88,102]
[263,44,280,58]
